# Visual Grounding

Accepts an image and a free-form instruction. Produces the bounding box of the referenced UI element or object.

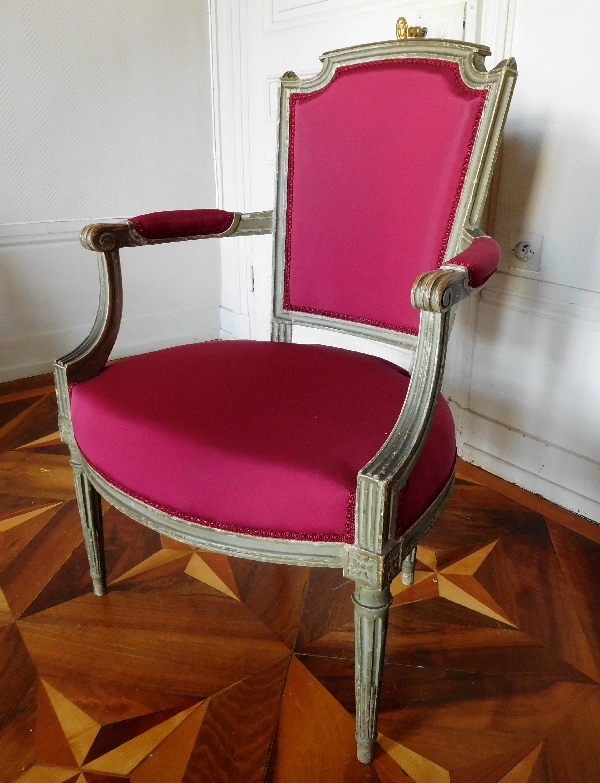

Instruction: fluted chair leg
[71,457,107,596]
[401,546,417,585]
[353,583,392,763]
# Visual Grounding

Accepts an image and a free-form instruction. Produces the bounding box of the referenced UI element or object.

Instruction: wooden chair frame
[54,39,516,763]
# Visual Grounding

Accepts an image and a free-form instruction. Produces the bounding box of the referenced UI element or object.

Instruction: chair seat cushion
[70,341,455,543]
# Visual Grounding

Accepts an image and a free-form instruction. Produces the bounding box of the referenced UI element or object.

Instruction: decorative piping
[76,444,356,544]
[75,446,452,546]
[283,58,487,333]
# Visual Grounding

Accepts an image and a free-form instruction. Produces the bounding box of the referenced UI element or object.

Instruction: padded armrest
[80,210,273,251]
[444,235,500,289]
[411,236,500,313]
[130,209,237,241]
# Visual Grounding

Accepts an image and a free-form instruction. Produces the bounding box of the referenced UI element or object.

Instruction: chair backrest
[272,39,516,346]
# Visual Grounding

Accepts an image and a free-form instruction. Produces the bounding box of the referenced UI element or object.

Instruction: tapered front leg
[401,546,417,585]
[71,457,107,596]
[353,583,392,763]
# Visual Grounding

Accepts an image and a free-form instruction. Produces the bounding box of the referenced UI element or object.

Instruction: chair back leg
[70,454,107,596]
[353,583,392,763]
[401,546,417,586]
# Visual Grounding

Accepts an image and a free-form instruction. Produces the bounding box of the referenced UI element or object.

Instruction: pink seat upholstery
[70,341,455,543]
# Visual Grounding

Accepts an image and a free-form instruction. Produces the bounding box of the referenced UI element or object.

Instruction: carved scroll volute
[411,267,470,312]
[80,223,141,251]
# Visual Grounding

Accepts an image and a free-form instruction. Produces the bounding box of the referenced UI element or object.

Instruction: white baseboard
[219,307,250,339]
[454,403,600,523]
[0,218,221,384]
[0,308,220,384]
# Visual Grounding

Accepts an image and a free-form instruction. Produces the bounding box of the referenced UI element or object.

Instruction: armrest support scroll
[54,249,123,441]
[355,307,452,552]
[354,237,499,553]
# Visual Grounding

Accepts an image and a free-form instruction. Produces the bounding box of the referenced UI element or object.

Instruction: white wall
[446,0,600,522]
[0,0,220,381]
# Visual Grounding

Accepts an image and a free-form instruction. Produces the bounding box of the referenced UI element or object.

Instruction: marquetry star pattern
[390,539,517,626]
[1,381,600,782]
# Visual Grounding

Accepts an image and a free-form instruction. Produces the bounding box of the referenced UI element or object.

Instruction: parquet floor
[1,374,600,783]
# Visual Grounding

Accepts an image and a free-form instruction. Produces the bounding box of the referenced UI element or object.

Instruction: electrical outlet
[509,232,543,272]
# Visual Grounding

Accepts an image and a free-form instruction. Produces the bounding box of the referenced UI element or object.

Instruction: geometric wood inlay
[378,733,450,783]
[184,552,240,600]
[497,744,542,782]
[2,375,600,782]
[41,680,101,766]
[83,702,205,775]
[391,539,516,626]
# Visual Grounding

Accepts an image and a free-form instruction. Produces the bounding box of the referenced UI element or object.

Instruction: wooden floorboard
[1,375,599,782]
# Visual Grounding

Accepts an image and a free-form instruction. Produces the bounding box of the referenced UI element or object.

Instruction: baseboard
[0,310,220,384]
[219,307,250,339]
[453,403,600,523]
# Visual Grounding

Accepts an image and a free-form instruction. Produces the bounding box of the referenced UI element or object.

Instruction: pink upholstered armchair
[55,38,516,763]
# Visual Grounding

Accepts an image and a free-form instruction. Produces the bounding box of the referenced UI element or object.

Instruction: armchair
[55,38,516,764]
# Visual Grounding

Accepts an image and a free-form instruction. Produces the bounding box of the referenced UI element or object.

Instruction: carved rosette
[57,414,75,448]
[344,544,401,589]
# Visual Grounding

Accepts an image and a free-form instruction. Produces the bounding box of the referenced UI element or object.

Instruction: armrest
[80,209,273,251]
[412,235,500,312]
[353,237,499,554]
[443,235,500,289]
[56,208,273,419]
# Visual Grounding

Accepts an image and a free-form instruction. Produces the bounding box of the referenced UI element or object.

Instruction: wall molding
[0,218,220,382]
[265,0,457,31]
[0,309,220,385]
[454,402,600,523]
[0,218,124,247]
[0,307,220,384]
[267,0,397,30]
[447,270,600,523]
[219,306,251,339]
[209,0,255,337]
[483,272,600,332]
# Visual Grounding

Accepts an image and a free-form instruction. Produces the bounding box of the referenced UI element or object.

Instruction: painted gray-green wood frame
[54,38,516,765]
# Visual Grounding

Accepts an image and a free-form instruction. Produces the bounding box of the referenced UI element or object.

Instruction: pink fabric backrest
[284,59,488,335]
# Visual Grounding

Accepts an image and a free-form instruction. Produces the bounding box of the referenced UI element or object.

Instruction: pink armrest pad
[446,236,500,288]
[130,209,235,240]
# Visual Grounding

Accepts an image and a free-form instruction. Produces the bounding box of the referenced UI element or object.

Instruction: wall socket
[509,232,543,272]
